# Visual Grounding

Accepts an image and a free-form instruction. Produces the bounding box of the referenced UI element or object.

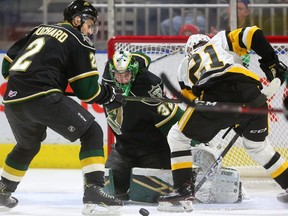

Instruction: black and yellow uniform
[169,26,288,192]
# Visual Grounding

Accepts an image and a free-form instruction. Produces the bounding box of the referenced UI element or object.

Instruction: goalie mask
[185,34,210,55]
[64,0,98,33]
[109,51,139,96]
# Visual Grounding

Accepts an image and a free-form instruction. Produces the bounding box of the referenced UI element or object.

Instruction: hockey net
[107,35,288,177]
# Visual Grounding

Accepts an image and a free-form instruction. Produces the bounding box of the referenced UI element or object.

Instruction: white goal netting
[107,35,288,177]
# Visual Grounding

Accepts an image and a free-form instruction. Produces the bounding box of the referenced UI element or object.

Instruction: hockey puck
[139,208,150,216]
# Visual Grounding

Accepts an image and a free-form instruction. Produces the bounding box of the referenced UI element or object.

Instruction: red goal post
[107,35,288,177]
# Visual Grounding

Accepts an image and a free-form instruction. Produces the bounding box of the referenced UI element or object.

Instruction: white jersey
[177,26,262,98]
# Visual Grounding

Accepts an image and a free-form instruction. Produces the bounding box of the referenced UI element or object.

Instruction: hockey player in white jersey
[157,26,288,212]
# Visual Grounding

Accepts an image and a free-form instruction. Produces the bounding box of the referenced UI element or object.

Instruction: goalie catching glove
[259,54,288,84]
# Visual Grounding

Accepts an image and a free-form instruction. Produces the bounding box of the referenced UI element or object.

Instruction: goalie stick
[151,47,183,63]
[64,92,182,103]
[192,125,236,204]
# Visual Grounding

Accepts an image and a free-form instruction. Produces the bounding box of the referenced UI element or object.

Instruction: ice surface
[1,169,288,216]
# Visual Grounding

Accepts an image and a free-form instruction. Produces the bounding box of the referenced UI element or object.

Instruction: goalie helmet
[64,0,98,27]
[109,50,139,96]
[185,34,210,55]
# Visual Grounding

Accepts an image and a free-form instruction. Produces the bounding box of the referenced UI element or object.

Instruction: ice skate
[157,182,194,212]
[0,180,18,210]
[82,184,123,215]
[277,189,288,203]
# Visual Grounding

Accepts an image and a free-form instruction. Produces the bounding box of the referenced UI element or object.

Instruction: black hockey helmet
[64,0,98,24]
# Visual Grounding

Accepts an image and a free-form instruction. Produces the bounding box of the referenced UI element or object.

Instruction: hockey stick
[65,75,283,113]
[151,47,183,63]
[192,125,234,203]
[65,93,283,113]
[160,73,284,114]
[124,96,181,103]
[64,92,181,103]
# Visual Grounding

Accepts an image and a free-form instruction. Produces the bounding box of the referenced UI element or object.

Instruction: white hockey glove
[261,77,281,99]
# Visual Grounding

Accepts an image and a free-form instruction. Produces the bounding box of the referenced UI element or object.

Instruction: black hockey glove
[259,57,288,84]
[103,84,126,110]
[283,95,288,121]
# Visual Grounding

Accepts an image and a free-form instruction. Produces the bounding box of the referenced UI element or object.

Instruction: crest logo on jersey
[8,90,17,98]
[148,84,163,98]
[106,107,123,135]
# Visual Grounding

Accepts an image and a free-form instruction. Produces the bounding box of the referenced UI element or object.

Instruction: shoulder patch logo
[148,84,163,98]
[8,90,17,98]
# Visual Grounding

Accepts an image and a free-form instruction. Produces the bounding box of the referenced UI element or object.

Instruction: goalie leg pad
[129,168,174,203]
[103,168,116,196]
[191,144,221,173]
[196,167,242,203]
[128,167,243,204]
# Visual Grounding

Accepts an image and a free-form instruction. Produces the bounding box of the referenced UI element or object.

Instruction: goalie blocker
[104,167,243,205]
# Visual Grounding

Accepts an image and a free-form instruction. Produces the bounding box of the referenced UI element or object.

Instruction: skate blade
[82,203,122,216]
[157,200,193,212]
[277,193,288,203]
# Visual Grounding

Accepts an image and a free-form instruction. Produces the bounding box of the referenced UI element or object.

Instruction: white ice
[1,169,288,216]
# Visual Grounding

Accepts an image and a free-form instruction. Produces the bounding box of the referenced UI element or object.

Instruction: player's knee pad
[167,123,192,152]
[9,144,40,164]
[242,137,275,166]
[80,121,103,149]
[168,124,193,171]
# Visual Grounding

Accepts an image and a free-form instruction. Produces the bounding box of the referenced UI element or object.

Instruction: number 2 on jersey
[10,37,45,72]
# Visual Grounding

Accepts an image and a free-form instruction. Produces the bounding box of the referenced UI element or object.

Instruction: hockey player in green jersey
[0,0,124,214]
[102,50,185,201]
